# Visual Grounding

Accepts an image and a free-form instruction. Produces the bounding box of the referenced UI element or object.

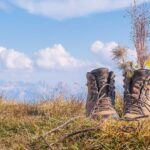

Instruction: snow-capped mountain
[0,81,86,102]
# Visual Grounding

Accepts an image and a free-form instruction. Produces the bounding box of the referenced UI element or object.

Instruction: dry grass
[0,96,150,150]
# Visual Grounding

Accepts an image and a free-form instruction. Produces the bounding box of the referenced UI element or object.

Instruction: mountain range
[0,81,86,103]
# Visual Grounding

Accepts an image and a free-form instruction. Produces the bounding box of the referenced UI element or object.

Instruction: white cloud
[0,47,33,70]
[0,44,95,71]
[10,0,150,20]
[36,44,85,70]
[0,42,137,73]
[91,41,104,53]
[91,40,137,69]
[91,41,118,67]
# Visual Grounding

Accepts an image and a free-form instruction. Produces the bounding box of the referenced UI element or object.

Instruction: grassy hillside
[0,95,150,150]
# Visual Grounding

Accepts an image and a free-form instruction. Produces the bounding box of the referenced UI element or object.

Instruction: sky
[0,0,150,90]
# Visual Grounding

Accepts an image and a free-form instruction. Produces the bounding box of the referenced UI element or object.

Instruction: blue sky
[0,6,130,57]
[0,0,150,87]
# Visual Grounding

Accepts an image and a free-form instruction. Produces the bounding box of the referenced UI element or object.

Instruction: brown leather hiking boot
[86,68,119,119]
[124,69,150,120]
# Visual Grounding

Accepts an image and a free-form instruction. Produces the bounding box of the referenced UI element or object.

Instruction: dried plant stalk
[130,0,150,68]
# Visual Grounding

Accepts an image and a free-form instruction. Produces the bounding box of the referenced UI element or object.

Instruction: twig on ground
[49,125,101,147]
[41,116,84,139]
[41,136,53,150]
[37,116,84,149]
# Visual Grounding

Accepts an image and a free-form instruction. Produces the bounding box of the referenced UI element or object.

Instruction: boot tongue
[91,68,109,96]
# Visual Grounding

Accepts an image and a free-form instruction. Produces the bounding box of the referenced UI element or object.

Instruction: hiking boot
[86,68,119,119]
[124,69,150,120]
